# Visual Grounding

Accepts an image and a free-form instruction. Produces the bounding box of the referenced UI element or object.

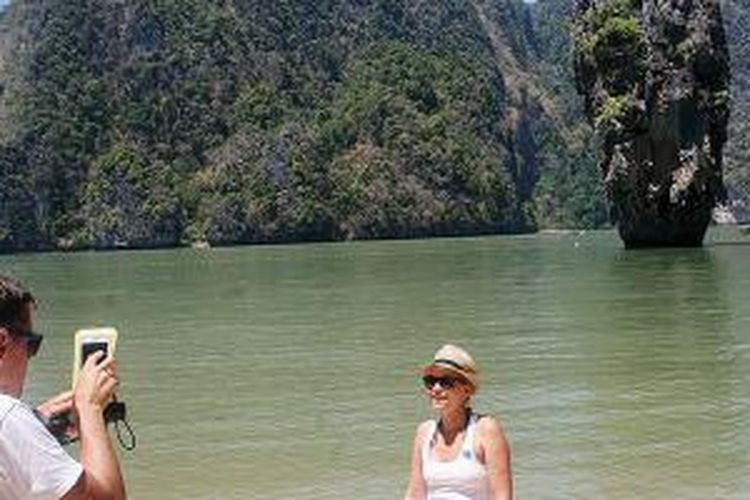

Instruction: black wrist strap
[106,396,136,451]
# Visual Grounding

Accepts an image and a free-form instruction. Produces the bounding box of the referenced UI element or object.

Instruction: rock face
[573,0,730,247]
[0,0,563,252]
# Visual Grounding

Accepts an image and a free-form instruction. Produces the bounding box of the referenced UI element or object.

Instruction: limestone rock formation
[573,0,730,247]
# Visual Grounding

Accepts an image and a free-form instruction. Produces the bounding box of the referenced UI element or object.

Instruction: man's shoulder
[0,394,44,437]
[0,394,83,500]
[0,393,21,424]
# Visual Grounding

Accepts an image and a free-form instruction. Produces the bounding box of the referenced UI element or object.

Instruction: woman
[405,344,512,500]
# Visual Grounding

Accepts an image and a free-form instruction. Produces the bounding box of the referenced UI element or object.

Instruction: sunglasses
[11,329,44,357]
[422,375,462,390]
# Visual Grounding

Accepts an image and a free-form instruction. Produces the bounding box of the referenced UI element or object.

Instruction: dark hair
[0,274,35,330]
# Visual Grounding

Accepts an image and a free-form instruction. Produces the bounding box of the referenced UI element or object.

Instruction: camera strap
[106,396,136,451]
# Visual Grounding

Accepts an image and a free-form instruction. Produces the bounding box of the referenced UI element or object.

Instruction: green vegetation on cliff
[191,42,526,244]
[0,0,576,251]
[1,0,744,251]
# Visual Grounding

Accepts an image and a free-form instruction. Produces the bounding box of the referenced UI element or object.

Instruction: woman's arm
[480,416,512,500]
[404,422,429,500]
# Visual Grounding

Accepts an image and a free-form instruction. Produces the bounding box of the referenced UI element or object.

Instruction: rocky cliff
[573,0,731,247]
[0,0,583,252]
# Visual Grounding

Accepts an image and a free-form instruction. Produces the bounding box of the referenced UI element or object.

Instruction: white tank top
[422,412,489,500]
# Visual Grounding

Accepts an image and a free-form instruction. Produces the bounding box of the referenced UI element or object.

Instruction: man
[0,274,126,499]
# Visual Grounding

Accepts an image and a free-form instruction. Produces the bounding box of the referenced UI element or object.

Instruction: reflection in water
[1,229,748,499]
[588,250,741,498]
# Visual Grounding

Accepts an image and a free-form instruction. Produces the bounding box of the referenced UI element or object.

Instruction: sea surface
[3,228,749,499]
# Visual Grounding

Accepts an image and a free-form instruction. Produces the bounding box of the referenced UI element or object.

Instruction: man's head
[0,274,38,397]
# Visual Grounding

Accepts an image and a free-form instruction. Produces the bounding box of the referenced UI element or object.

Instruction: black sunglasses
[10,329,44,357]
[422,375,461,390]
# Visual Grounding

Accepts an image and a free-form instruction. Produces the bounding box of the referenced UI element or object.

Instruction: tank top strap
[421,420,439,463]
[460,411,479,459]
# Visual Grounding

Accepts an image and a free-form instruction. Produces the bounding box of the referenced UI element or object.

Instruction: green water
[3,229,749,499]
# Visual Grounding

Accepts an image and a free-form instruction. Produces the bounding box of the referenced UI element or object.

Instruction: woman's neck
[439,406,470,442]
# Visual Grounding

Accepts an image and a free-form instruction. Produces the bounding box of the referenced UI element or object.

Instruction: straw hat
[422,344,479,390]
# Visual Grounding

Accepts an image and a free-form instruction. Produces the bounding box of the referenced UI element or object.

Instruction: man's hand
[74,351,118,417]
[36,390,74,419]
[36,390,79,441]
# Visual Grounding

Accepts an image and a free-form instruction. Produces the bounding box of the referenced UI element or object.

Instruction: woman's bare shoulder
[413,419,435,443]
[476,414,509,443]
[416,419,435,434]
